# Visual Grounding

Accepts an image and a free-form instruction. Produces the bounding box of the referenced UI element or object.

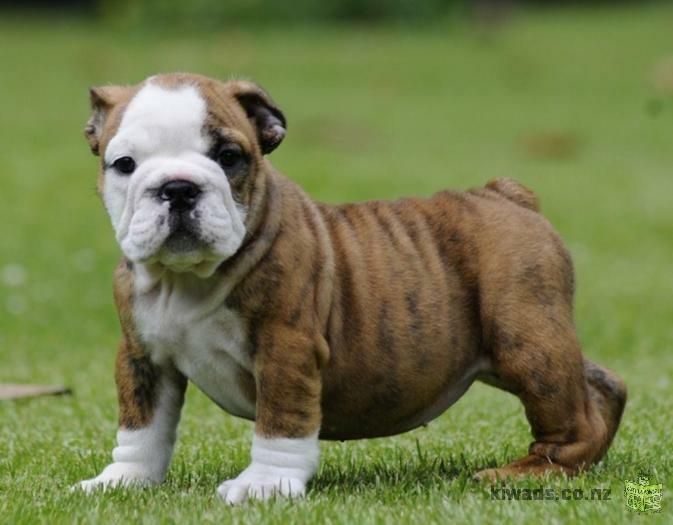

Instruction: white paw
[217,433,319,504]
[217,468,306,504]
[74,462,161,493]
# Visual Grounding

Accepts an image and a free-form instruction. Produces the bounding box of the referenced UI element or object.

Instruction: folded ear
[227,81,287,155]
[84,85,129,156]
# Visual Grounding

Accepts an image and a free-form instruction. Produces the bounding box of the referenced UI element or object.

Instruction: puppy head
[84,73,286,277]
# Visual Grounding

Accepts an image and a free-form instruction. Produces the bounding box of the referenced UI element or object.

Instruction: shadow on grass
[310,452,501,495]
[163,451,502,496]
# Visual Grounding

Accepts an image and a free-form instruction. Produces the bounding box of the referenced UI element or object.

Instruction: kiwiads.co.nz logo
[624,474,663,513]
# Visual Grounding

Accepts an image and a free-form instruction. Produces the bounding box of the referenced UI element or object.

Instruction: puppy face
[85,74,286,277]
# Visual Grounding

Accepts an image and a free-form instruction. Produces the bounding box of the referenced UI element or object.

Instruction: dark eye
[217,145,244,170]
[112,156,136,175]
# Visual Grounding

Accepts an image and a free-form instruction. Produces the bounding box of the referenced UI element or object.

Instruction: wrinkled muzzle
[105,154,246,276]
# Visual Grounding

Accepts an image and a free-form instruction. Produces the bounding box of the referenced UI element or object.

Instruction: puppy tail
[485,178,540,212]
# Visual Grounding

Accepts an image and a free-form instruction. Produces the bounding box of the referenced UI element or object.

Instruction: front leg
[218,326,323,504]
[77,339,187,491]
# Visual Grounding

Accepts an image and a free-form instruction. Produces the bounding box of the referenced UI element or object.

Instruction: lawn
[1,3,672,523]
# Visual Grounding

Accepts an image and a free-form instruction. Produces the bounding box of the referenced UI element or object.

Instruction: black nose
[158,180,201,211]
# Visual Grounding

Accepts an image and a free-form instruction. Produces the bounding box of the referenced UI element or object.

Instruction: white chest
[133,279,256,419]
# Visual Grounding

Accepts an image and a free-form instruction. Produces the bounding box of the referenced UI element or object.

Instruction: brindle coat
[88,74,626,480]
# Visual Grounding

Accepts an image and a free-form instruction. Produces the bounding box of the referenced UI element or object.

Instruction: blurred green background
[0,1,672,524]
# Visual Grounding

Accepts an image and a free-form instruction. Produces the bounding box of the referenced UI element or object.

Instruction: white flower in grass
[1,263,27,287]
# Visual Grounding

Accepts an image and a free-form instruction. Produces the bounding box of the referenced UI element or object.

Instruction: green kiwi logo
[624,474,663,513]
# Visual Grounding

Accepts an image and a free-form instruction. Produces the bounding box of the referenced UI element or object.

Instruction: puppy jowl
[77,73,626,503]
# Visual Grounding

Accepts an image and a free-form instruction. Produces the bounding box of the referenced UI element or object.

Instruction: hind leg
[473,261,626,480]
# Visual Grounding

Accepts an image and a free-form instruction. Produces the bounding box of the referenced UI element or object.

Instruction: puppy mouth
[163,211,203,252]
[154,211,214,272]
[164,228,201,252]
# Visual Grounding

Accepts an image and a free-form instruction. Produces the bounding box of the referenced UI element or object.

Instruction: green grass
[1,3,672,524]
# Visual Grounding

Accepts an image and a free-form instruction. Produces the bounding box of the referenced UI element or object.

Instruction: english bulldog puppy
[76,73,626,503]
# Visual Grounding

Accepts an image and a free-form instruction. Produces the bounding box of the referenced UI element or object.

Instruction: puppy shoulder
[113,258,136,334]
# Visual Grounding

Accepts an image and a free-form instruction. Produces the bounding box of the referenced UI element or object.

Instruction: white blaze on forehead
[106,82,208,162]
